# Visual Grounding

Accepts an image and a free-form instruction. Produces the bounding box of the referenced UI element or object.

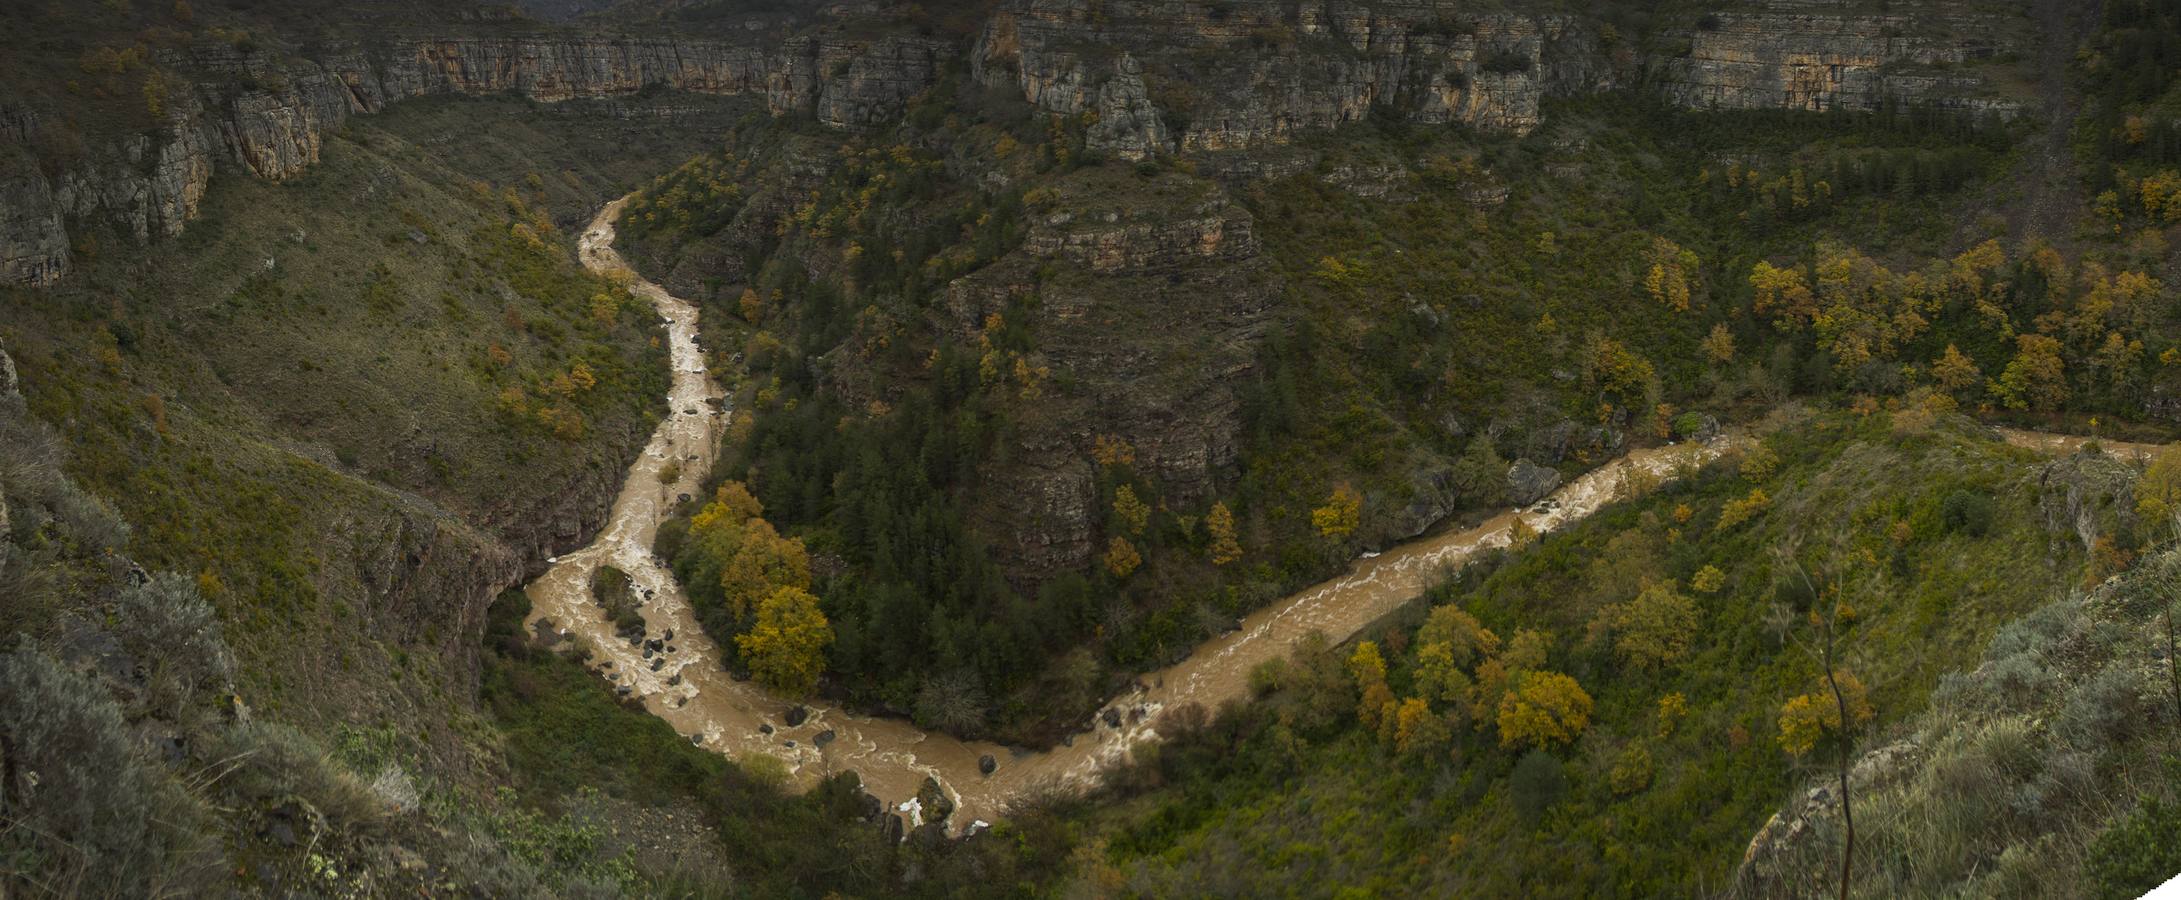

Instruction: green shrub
[113,572,234,715]
[1941,489,1996,537]
[1509,749,1566,822]
[2086,790,2181,900]
[0,643,217,896]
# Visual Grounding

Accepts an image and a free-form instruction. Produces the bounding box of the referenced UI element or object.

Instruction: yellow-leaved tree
[1496,670,1593,749]
[2136,444,2181,528]
[1776,670,1874,755]
[1394,697,1451,757]
[1994,333,2068,411]
[1206,501,1243,566]
[718,519,811,620]
[1103,536,1142,578]
[1312,484,1363,538]
[1931,344,1982,398]
[736,586,833,696]
[1113,486,1151,535]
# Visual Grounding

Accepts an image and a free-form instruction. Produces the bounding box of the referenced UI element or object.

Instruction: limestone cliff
[2,26,949,285]
[1,1,2039,288]
[948,169,1274,576]
[972,1,1614,158]
[1651,2,2028,116]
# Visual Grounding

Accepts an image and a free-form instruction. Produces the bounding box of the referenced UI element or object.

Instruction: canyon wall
[0,28,950,286]
[1,1,2032,288]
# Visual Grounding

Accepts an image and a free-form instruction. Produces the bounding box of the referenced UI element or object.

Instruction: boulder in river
[1101,708,1121,728]
[917,775,955,823]
[978,754,997,776]
[785,705,809,727]
[814,729,836,747]
[759,723,773,735]
[1506,458,1562,506]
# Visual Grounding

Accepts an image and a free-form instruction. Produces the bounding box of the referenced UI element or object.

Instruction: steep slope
[1053,410,2117,896]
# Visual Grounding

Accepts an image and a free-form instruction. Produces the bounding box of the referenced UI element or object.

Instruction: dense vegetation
[17,0,2181,895]
[1056,410,2143,896]
[637,72,2181,747]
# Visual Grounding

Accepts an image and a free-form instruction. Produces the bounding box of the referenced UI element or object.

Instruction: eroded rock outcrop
[1652,4,2026,116]
[3,25,950,285]
[949,169,1273,577]
[974,0,1613,155]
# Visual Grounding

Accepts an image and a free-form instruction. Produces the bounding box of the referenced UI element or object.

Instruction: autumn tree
[1690,565,1726,594]
[2136,444,2181,527]
[1644,236,1700,312]
[1701,323,1737,365]
[1103,536,1142,578]
[1206,501,1243,566]
[1348,640,1387,687]
[717,519,811,620]
[1345,640,1397,734]
[1583,335,1658,414]
[1113,485,1151,535]
[736,586,834,696]
[1931,344,1982,398]
[1496,670,1594,749]
[1394,697,1452,757]
[680,482,808,631]
[1993,333,2068,411]
[1605,581,1700,670]
[1413,640,1475,713]
[1312,483,1363,538]
[1656,692,1689,737]
[1750,260,1816,328]
[1777,670,1873,755]
[1419,605,1500,669]
[1717,489,1771,530]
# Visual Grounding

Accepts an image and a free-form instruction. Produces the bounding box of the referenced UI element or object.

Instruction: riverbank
[522,200,2178,831]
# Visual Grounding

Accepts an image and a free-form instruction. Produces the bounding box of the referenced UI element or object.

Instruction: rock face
[974,0,1615,155]
[1652,5,2026,117]
[949,168,1273,577]
[3,1,2038,288]
[2,26,951,286]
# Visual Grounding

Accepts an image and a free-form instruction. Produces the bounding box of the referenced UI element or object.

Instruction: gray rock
[1506,458,1562,506]
[978,754,997,776]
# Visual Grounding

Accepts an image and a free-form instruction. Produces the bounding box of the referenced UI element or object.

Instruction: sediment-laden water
[525,197,2154,832]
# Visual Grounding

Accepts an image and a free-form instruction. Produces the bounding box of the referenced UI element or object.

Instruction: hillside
[6,0,2181,897]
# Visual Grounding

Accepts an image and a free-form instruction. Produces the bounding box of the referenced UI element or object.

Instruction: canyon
[3,0,2035,287]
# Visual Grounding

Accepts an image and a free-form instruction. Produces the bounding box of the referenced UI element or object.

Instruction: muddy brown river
[526,198,2164,833]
